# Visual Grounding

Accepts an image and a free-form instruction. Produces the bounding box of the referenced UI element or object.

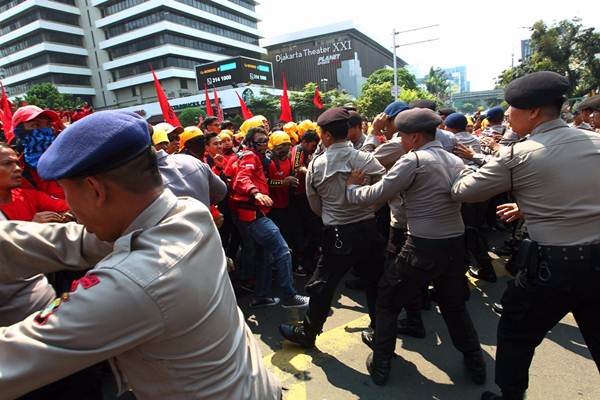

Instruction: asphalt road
[240,253,599,400]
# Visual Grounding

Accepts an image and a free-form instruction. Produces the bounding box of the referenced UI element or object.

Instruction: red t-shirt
[21,167,65,199]
[0,188,69,221]
[267,157,292,209]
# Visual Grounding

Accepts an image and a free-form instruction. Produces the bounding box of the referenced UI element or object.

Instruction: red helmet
[12,105,59,128]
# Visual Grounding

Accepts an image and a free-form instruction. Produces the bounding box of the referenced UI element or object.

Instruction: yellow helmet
[268,130,291,149]
[154,122,183,136]
[151,127,169,145]
[218,131,232,141]
[239,116,267,135]
[219,129,234,138]
[179,126,203,152]
[297,120,320,138]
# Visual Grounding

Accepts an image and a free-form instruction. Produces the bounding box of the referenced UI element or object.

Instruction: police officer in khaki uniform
[279,107,386,348]
[451,71,600,400]
[0,111,281,400]
[347,108,485,386]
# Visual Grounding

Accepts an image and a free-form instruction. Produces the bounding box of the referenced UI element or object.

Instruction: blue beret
[384,101,410,118]
[485,106,505,121]
[38,111,151,180]
[444,113,468,130]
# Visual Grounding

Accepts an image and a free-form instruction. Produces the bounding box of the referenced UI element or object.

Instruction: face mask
[19,127,55,168]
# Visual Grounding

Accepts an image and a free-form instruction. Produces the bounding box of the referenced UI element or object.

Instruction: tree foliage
[424,67,450,100]
[178,107,206,127]
[497,18,600,96]
[24,83,81,109]
[356,68,436,119]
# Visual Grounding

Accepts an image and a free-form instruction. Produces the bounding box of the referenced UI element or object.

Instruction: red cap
[12,105,59,128]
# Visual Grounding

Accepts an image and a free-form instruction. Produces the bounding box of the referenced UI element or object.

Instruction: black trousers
[373,235,481,361]
[304,218,385,333]
[290,194,322,272]
[462,202,493,271]
[496,255,600,397]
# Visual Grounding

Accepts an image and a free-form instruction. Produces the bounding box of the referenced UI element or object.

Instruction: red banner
[150,66,180,127]
[235,91,253,120]
[0,82,14,142]
[313,85,323,109]
[204,84,214,117]
[279,73,293,123]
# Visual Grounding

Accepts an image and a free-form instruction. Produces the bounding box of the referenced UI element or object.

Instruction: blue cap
[485,106,505,121]
[444,113,468,130]
[384,100,410,118]
[38,111,151,180]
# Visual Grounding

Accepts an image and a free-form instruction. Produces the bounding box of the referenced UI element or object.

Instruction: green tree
[245,91,280,123]
[178,107,206,127]
[424,67,450,100]
[24,83,76,109]
[357,83,436,119]
[363,68,418,90]
[497,19,600,96]
[288,83,355,120]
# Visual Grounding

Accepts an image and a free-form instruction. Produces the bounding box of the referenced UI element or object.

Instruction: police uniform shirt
[156,149,227,207]
[306,141,385,226]
[372,136,407,229]
[574,121,594,131]
[435,128,458,152]
[452,119,600,246]
[0,190,281,400]
[347,140,465,239]
[352,133,367,150]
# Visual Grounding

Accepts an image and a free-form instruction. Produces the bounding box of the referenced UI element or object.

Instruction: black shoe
[293,265,309,277]
[361,327,374,350]
[468,266,498,283]
[490,245,513,256]
[345,279,366,291]
[250,297,280,308]
[492,302,503,315]
[397,317,426,338]
[279,323,316,348]
[464,350,486,385]
[365,352,390,386]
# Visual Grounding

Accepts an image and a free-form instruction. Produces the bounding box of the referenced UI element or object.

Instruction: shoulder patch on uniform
[34,293,70,325]
[70,274,100,292]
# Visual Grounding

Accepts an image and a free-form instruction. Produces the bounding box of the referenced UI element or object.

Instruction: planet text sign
[195,57,274,90]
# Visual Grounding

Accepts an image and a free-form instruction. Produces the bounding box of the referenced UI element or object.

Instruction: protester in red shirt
[231,126,308,309]
[0,143,69,221]
[11,105,65,199]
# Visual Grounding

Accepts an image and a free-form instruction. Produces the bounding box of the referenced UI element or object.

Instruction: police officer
[0,111,281,400]
[347,108,485,386]
[279,107,386,348]
[451,71,600,400]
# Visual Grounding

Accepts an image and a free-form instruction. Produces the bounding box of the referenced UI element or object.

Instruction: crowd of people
[0,70,599,400]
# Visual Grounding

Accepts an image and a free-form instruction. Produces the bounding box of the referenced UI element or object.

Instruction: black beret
[38,111,151,180]
[438,107,456,117]
[317,107,350,127]
[504,71,570,109]
[394,108,442,134]
[408,99,437,111]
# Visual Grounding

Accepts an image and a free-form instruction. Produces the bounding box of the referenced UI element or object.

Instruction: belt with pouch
[538,244,600,264]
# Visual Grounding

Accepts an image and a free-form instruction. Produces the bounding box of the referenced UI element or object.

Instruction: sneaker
[468,266,498,283]
[250,297,280,308]
[281,294,309,308]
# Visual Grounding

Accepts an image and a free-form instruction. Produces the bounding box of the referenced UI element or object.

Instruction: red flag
[279,73,293,123]
[204,84,214,117]
[313,85,323,109]
[150,65,180,127]
[235,91,253,120]
[1,81,14,143]
[213,86,223,123]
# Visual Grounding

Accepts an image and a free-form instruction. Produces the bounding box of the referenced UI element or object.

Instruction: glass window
[180,78,188,89]
[0,9,79,36]
[1,53,88,76]
[104,10,258,44]
[6,73,90,96]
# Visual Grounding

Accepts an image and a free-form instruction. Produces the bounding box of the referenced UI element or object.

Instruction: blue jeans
[243,216,296,298]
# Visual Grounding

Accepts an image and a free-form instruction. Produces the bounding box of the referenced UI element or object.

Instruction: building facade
[262,21,407,98]
[442,65,469,94]
[0,0,263,109]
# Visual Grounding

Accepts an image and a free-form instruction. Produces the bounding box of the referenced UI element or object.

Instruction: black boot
[468,265,497,283]
[279,322,316,348]
[361,327,374,349]
[481,392,502,400]
[397,314,426,339]
[365,352,391,386]
[464,350,486,384]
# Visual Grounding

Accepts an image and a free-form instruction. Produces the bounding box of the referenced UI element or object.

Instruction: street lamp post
[320,78,328,92]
